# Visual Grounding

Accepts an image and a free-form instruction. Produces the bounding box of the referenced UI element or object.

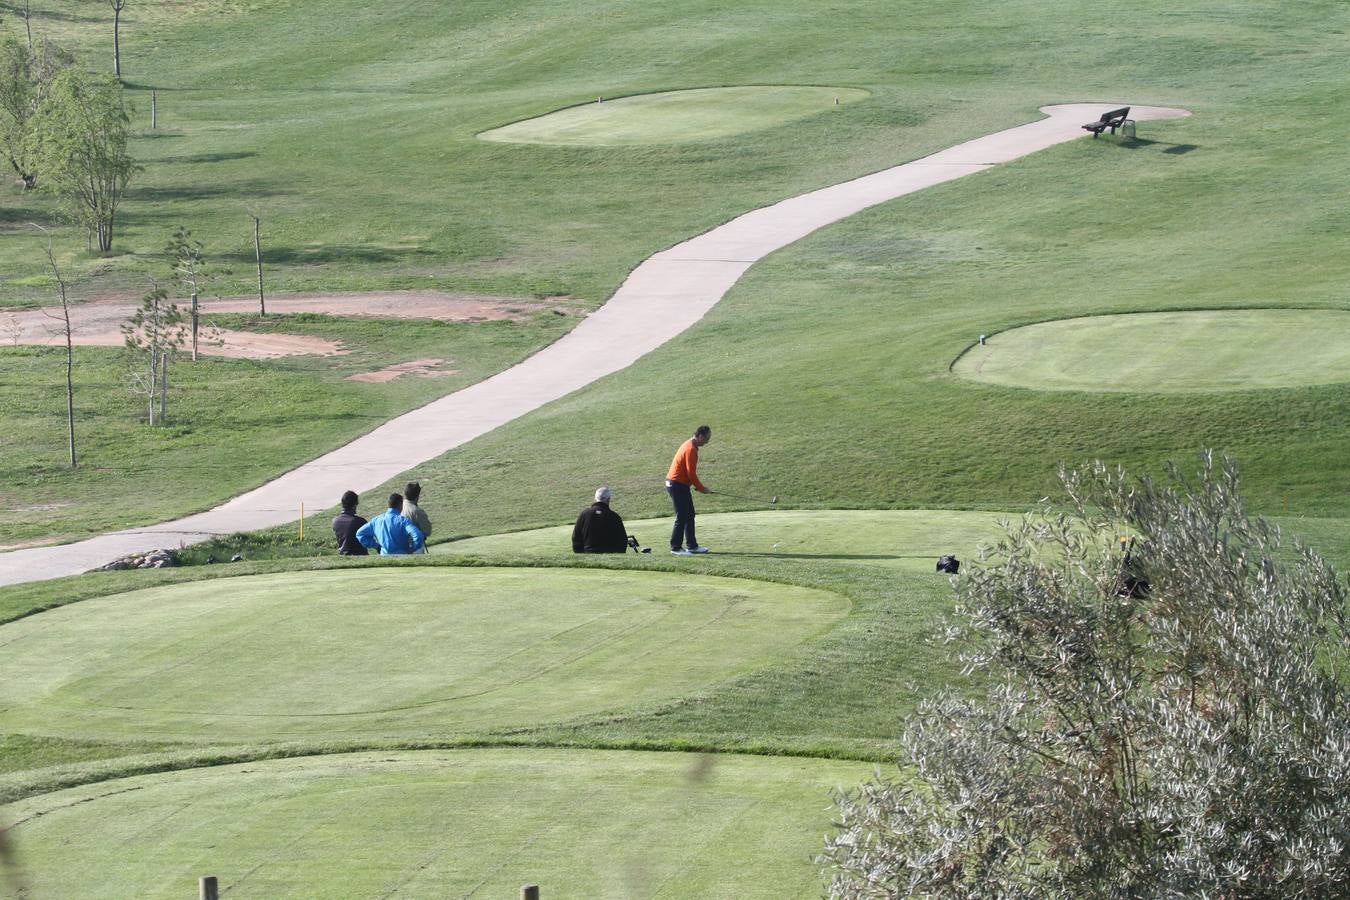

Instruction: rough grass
[0,309,572,544]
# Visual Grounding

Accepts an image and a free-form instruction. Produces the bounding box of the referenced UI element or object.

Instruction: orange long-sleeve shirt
[666,438,706,491]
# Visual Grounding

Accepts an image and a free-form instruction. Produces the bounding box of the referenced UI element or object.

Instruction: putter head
[641,547,651,554]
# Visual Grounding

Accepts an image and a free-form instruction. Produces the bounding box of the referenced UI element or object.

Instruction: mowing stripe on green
[6,749,869,898]
[0,568,846,741]
[480,86,870,145]
[953,309,1350,393]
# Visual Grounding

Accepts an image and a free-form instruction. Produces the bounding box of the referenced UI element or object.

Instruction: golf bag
[1116,540,1150,599]
[936,555,960,574]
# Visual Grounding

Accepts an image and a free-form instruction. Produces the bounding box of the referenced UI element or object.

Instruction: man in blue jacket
[356,492,425,555]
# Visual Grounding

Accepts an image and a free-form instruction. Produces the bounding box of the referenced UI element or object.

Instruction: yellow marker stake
[299,502,305,541]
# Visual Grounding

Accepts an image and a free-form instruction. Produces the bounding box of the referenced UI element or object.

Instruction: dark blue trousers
[666,481,698,550]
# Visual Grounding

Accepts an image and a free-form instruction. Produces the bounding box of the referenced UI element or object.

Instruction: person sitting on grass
[332,490,369,556]
[356,492,425,556]
[572,486,629,554]
[402,480,433,554]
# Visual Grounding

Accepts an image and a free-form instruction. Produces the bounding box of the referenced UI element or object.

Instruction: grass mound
[0,568,846,741]
[479,86,869,145]
[953,309,1350,393]
[6,748,869,898]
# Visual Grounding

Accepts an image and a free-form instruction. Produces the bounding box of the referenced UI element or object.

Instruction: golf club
[627,535,652,554]
[709,490,779,505]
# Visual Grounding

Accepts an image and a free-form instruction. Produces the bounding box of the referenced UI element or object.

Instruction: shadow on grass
[0,206,55,230]
[218,245,435,264]
[1115,137,1201,155]
[127,181,289,202]
[157,151,260,165]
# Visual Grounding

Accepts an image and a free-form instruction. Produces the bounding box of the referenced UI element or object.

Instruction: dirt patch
[4,290,583,360]
[345,358,461,383]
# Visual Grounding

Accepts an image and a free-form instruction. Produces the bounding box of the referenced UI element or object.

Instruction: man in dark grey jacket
[572,487,628,553]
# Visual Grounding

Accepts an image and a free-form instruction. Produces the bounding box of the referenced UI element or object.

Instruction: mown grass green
[7,749,871,898]
[444,508,1010,568]
[0,567,846,741]
[954,309,1350,393]
[480,86,871,145]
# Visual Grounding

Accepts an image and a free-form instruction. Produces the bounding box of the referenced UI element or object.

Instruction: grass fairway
[954,309,1350,393]
[445,509,1009,569]
[480,86,870,145]
[7,749,869,898]
[0,568,847,741]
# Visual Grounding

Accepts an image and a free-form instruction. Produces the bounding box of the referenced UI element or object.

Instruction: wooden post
[298,502,305,541]
[151,90,157,129]
[252,215,266,316]
[199,875,219,900]
[521,886,540,900]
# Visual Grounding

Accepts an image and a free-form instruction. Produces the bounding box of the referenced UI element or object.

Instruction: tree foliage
[0,31,71,188]
[824,453,1349,898]
[24,67,137,251]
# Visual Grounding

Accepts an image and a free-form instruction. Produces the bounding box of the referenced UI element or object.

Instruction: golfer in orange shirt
[666,425,711,554]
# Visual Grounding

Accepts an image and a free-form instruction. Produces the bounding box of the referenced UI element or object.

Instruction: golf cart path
[0,103,1188,586]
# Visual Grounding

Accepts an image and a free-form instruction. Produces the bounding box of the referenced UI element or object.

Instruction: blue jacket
[356,507,425,555]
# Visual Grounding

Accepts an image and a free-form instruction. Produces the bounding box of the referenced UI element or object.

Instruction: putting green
[953,309,1350,393]
[445,509,1008,568]
[6,749,869,898]
[0,569,846,741]
[479,85,869,145]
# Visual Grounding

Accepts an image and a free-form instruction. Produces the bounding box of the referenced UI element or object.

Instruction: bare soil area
[345,358,460,383]
[3,290,583,360]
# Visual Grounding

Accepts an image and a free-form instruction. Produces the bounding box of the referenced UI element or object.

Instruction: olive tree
[24,67,137,251]
[823,453,1349,898]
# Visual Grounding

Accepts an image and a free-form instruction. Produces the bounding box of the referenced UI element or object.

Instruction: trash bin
[1122,119,1136,139]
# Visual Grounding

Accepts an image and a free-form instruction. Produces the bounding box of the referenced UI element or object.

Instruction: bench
[1082,106,1130,138]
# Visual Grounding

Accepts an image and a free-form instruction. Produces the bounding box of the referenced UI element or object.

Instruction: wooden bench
[1082,106,1131,138]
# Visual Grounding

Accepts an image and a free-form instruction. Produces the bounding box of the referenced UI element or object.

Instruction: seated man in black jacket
[572,486,628,553]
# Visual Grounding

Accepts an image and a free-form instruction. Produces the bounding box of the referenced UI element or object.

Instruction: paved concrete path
[0,103,1188,587]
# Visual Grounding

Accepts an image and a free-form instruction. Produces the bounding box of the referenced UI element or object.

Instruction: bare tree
[108,0,125,80]
[122,285,186,425]
[250,212,266,315]
[20,0,33,52]
[34,223,77,467]
[167,226,206,360]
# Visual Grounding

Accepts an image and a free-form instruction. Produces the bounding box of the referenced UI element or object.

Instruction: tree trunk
[65,331,77,466]
[253,216,266,316]
[113,7,122,80]
[148,353,157,425]
[159,351,168,424]
[191,290,199,361]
